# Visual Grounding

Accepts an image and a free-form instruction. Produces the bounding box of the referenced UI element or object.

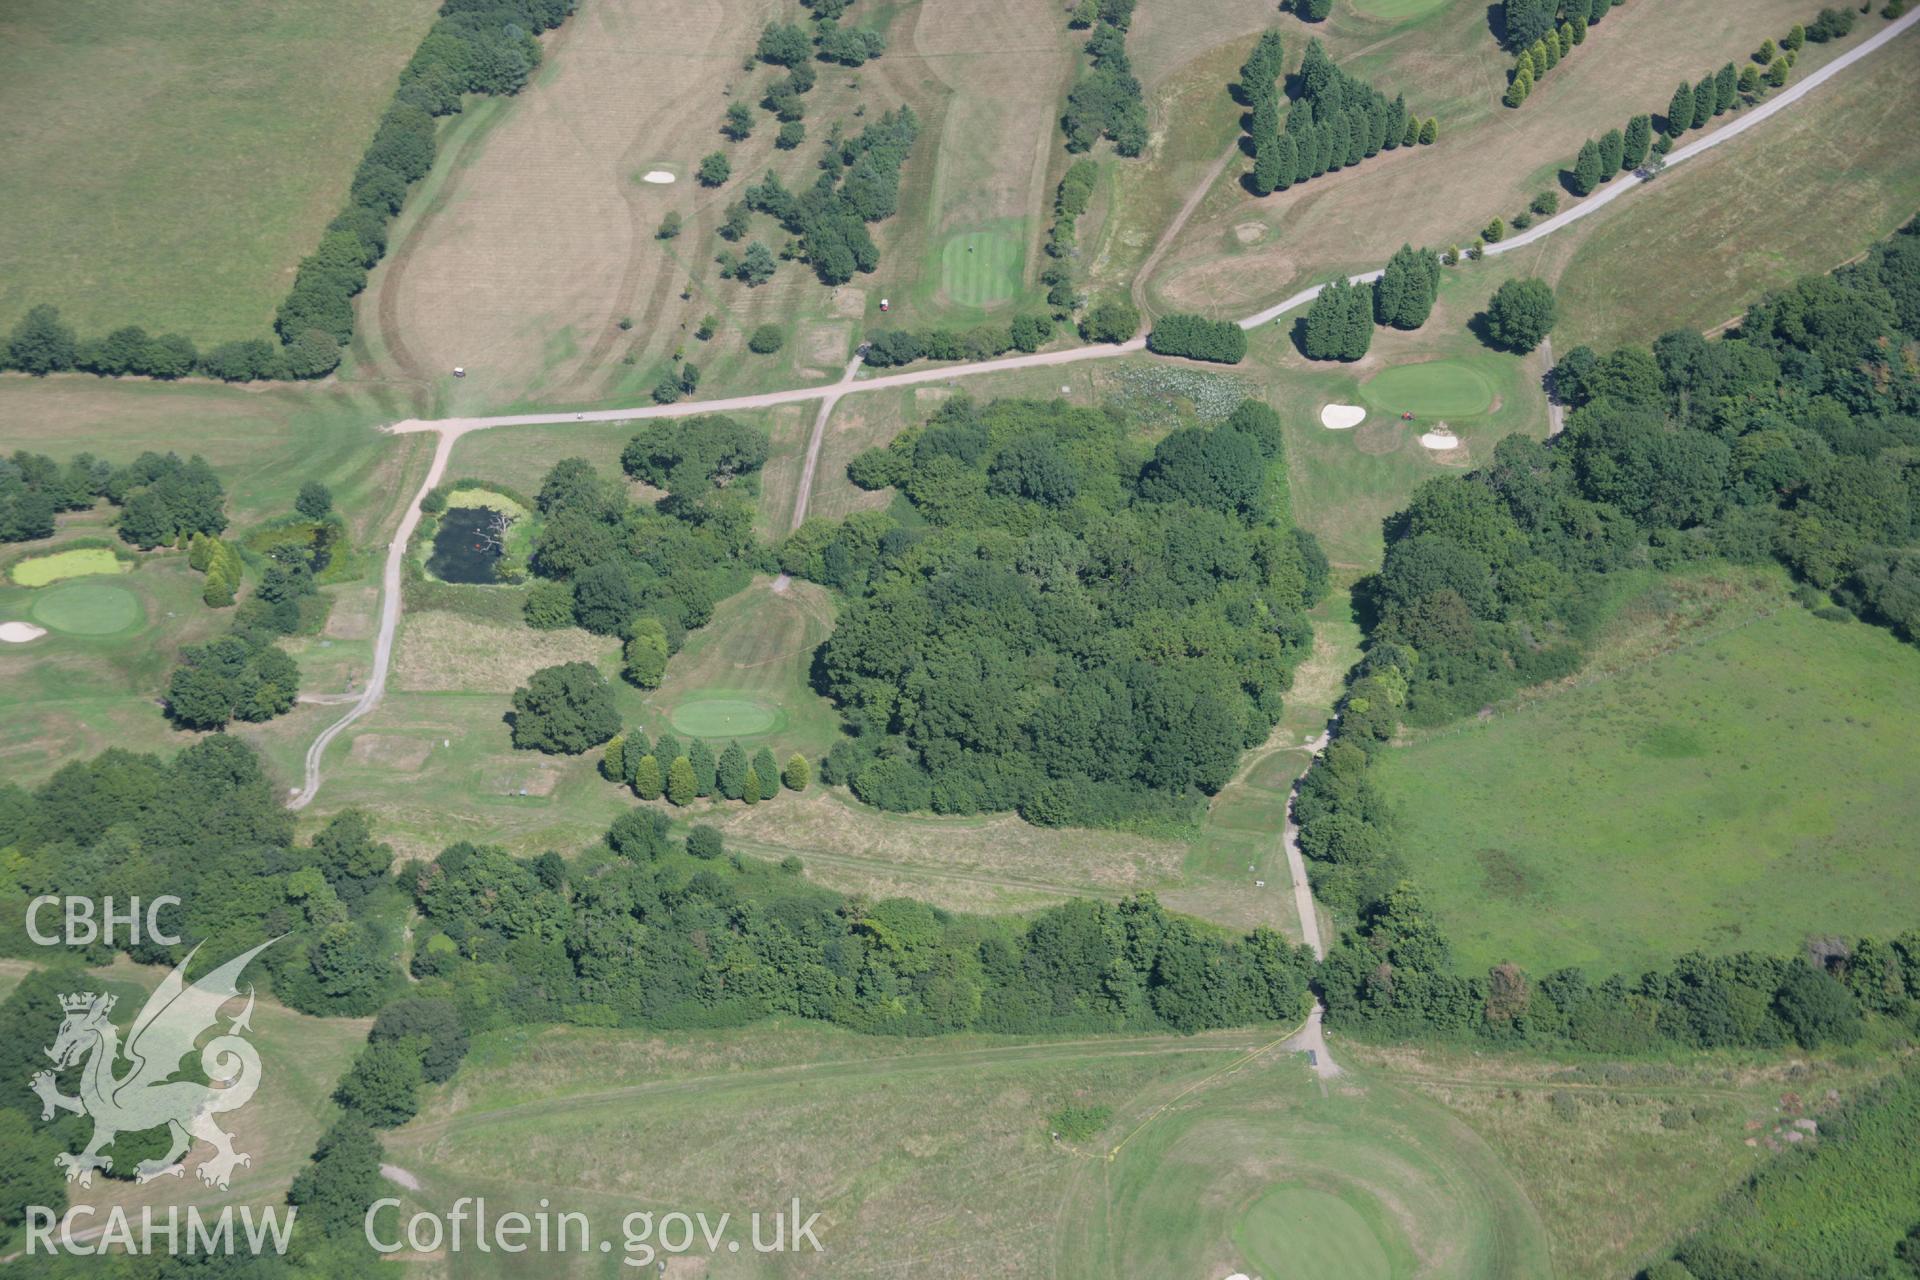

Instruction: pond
[428,508,505,584]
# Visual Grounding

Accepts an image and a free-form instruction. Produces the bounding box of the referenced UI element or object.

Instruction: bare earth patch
[393,611,614,692]
[1233,221,1268,245]
[829,286,867,318]
[801,321,852,368]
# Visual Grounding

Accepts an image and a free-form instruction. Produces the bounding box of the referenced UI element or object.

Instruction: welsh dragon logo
[30,940,274,1191]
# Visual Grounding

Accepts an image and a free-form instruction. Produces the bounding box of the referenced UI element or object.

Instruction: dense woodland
[518,423,764,647]
[1291,238,1920,1062]
[1,450,226,548]
[1651,1061,1920,1280]
[778,396,1326,827]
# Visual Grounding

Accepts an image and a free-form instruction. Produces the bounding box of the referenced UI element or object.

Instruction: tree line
[1242,36,1433,201]
[1,1,576,388]
[859,313,1058,367]
[1042,158,1100,322]
[602,730,804,807]
[1061,0,1147,156]
[777,395,1327,827]
[1502,6,1606,109]
[1146,313,1249,363]
[2,450,224,547]
[1500,0,1623,53]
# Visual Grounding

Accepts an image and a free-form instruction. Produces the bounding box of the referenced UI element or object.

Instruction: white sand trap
[1419,428,1461,450]
[642,170,675,184]
[0,621,48,643]
[1320,403,1365,430]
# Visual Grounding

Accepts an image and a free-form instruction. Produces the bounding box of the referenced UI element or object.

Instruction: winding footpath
[296,9,1917,897]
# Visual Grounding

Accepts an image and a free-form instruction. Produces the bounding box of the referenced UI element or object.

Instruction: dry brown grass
[712,785,1188,911]
[1149,0,1832,317]
[392,610,615,692]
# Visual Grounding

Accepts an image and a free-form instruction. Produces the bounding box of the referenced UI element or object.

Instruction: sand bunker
[1320,404,1366,430]
[0,621,48,643]
[641,170,675,184]
[1419,427,1461,450]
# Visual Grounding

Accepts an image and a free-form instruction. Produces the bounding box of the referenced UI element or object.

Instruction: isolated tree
[666,756,697,805]
[717,740,749,799]
[742,767,762,805]
[749,324,785,353]
[657,211,683,239]
[632,754,663,800]
[1570,138,1604,195]
[296,481,334,520]
[689,738,718,796]
[1484,277,1556,352]
[776,120,805,150]
[698,152,732,186]
[1781,22,1804,50]
[1298,0,1333,20]
[1483,216,1506,243]
[1755,37,1776,64]
[1666,82,1694,136]
[1737,64,1760,97]
[752,747,780,800]
[783,753,811,791]
[719,201,751,241]
[1401,117,1419,147]
[1767,57,1789,88]
[1418,117,1437,144]
[687,825,724,859]
[510,662,621,754]
[1622,113,1652,167]
[723,101,754,141]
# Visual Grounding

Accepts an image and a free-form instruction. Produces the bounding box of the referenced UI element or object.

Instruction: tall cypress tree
[1667,82,1694,136]
[1345,113,1366,166]
[689,739,717,796]
[1251,136,1280,196]
[1402,117,1419,147]
[1295,125,1318,184]
[752,748,780,801]
[1622,113,1652,168]
[1713,63,1737,114]
[1598,127,1624,177]
[1570,139,1603,195]
[1691,73,1715,128]
[1342,280,1375,360]
[717,740,749,800]
[1272,133,1297,191]
[1375,244,1439,329]
[1383,94,1407,149]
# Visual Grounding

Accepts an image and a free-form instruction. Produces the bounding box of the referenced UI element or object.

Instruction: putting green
[1235,1186,1394,1280]
[11,548,128,587]
[29,581,143,636]
[1361,360,1496,418]
[669,694,785,738]
[939,230,1022,308]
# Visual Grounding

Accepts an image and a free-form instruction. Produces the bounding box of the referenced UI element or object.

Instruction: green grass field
[378,1019,1554,1278]
[937,228,1024,308]
[8,547,128,587]
[1370,568,1920,976]
[1551,29,1920,349]
[1235,1186,1395,1279]
[1360,358,1498,419]
[0,0,438,342]
[1347,0,1452,17]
